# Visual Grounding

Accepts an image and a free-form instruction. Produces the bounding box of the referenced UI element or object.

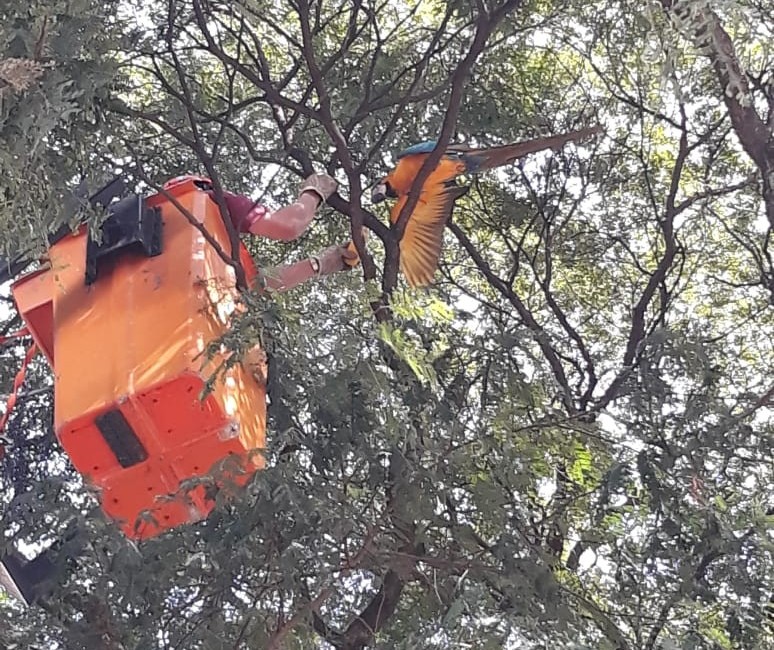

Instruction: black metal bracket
[85,195,163,285]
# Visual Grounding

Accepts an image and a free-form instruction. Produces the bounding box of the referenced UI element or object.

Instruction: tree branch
[448,220,576,413]
[660,0,774,230]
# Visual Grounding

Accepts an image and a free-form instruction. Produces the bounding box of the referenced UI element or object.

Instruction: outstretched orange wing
[391,181,468,287]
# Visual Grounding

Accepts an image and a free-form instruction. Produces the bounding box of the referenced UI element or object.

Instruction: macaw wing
[392,182,468,287]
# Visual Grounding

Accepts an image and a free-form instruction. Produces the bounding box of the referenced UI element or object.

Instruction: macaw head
[371,177,397,204]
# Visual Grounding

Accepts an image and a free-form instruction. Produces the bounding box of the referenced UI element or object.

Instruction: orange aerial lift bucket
[10,179,266,539]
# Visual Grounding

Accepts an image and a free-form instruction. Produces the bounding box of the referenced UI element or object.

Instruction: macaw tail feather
[457,125,603,173]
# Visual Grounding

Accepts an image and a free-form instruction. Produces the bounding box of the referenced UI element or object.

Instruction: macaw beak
[371,180,394,204]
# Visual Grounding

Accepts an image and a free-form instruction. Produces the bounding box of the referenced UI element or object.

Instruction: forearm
[262,258,318,293]
[248,193,320,241]
[260,242,354,293]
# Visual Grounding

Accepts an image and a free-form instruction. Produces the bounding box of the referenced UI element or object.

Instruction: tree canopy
[1,0,773,648]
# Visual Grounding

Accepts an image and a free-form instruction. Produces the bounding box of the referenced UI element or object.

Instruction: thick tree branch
[661,0,774,230]
[517,162,599,409]
[449,220,576,413]
[595,108,689,410]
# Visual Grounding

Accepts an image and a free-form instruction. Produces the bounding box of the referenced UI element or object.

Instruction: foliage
[1,0,773,648]
[0,0,127,259]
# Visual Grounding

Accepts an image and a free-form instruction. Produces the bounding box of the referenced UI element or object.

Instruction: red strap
[0,342,38,459]
[0,327,30,346]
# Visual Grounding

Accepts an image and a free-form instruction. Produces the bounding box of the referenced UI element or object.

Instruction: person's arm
[262,244,357,293]
[247,192,320,241]
[227,173,339,241]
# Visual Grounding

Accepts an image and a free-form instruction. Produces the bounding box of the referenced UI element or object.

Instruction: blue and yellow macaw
[371,126,602,286]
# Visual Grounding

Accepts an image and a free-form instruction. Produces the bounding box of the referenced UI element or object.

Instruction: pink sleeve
[222,192,268,233]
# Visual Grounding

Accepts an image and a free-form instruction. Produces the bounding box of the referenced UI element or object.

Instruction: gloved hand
[313,243,359,275]
[299,173,338,205]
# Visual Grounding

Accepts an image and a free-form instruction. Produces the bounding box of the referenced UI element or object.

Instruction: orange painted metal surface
[10,268,54,365]
[11,180,265,539]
